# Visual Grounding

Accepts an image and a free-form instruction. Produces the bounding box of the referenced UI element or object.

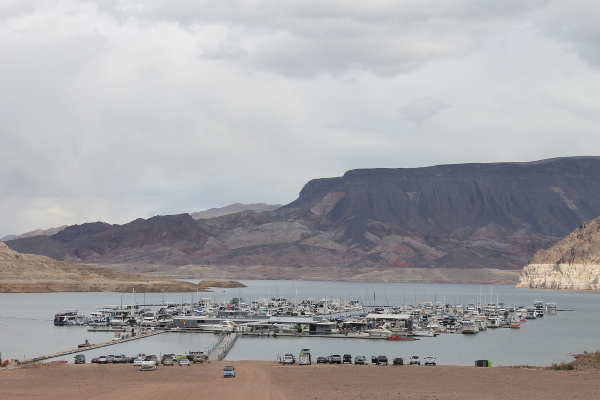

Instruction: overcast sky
[2,0,600,237]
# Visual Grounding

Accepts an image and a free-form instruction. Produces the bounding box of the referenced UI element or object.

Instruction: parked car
[178,358,190,366]
[189,351,207,364]
[393,357,404,365]
[316,357,328,364]
[342,354,352,364]
[377,355,388,366]
[133,356,144,366]
[91,357,100,364]
[113,355,124,363]
[161,354,175,365]
[409,355,421,365]
[330,354,342,364]
[354,355,367,365]
[282,354,296,365]
[74,354,85,364]
[424,356,437,366]
[140,355,159,371]
[223,365,236,378]
[97,356,108,364]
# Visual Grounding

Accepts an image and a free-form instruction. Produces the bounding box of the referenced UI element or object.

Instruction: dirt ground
[1,360,599,400]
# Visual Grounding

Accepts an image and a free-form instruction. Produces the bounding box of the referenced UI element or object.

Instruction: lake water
[1,280,599,366]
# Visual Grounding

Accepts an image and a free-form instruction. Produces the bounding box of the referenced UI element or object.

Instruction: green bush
[549,362,574,370]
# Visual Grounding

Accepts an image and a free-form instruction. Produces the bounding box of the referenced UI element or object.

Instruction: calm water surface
[1,281,599,366]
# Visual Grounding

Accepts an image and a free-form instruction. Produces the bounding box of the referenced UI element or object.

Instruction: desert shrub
[549,362,575,370]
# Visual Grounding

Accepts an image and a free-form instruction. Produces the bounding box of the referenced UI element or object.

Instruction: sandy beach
[2,360,599,400]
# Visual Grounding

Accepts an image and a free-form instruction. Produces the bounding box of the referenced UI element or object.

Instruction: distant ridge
[1,225,68,242]
[6,157,600,284]
[190,203,282,219]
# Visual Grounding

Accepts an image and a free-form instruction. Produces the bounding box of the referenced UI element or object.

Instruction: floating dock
[21,330,164,364]
[207,332,239,361]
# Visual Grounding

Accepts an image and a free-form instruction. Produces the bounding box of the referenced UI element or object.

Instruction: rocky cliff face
[6,157,600,284]
[516,217,600,289]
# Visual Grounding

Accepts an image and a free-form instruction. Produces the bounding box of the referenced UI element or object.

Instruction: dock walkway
[207,332,238,361]
[21,330,164,364]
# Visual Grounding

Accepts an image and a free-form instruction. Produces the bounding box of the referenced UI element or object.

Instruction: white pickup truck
[139,355,159,371]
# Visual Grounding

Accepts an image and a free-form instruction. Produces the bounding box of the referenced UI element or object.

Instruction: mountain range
[6,156,600,284]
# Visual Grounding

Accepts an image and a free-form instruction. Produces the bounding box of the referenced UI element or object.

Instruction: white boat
[365,327,393,338]
[198,320,238,332]
[88,311,109,326]
[140,315,159,327]
[487,315,501,328]
[53,310,85,326]
[109,316,129,327]
[411,329,437,337]
[461,320,478,334]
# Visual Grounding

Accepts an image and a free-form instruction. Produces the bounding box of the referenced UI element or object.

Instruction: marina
[1,280,599,367]
[51,285,557,339]
[33,293,557,366]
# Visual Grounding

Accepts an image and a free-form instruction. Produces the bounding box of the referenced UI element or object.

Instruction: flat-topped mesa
[516,217,600,290]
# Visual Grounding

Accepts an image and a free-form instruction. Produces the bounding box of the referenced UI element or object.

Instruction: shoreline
[2,360,599,400]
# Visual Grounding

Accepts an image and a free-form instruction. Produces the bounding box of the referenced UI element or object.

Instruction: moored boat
[387,334,417,341]
[366,327,393,338]
[461,320,478,334]
[78,339,94,348]
[54,310,84,326]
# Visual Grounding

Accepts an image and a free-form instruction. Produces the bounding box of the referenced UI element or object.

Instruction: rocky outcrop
[516,263,600,289]
[6,157,600,284]
[516,217,600,289]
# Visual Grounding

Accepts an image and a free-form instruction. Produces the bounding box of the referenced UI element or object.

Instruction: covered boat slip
[171,314,335,334]
[171,312,413,336]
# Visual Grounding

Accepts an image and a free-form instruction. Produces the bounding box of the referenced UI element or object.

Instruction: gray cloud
[398,98,449,124]
[1,0,600,236]
[90,0,553,78]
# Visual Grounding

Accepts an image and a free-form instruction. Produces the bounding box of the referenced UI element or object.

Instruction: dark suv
[342,354,352,364]
[376,355,388,365]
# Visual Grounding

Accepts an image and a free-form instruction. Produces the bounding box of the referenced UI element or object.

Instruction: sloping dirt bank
[1,360,599,400]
